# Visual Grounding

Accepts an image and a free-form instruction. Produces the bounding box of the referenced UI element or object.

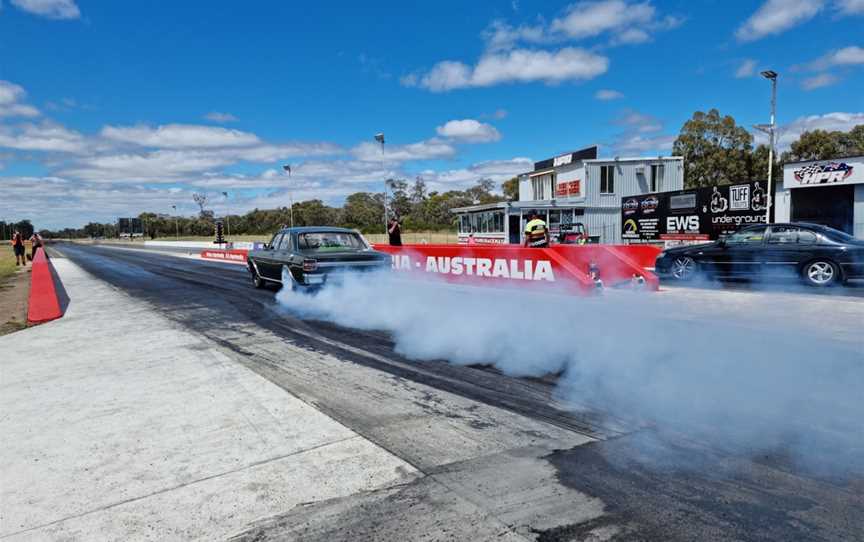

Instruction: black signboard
[621,181,769,242]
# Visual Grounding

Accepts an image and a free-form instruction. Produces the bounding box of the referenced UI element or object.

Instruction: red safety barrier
[27,248,63,324]
[372,243,658,294]
[200,249,249,263]
[606,244,662,270]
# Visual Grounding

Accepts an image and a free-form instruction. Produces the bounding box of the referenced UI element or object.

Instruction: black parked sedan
[655,223,864,287]
[247,227,391,289]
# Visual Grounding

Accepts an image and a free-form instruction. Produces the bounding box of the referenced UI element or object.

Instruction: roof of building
[450,200,589,213]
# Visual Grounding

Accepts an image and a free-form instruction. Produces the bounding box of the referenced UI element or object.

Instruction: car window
[768,226,799,244]
[797,230,818,244]
[726,227,766,244]
[278,234,293,251]
[270,233,283,249]
[298,232,367,252]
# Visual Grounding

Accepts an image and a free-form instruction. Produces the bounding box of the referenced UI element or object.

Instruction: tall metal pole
[283,165,294,228]
[375,133,386,232]
[761,70,778,225]
[223,192,231,238]
[172,205,179,239]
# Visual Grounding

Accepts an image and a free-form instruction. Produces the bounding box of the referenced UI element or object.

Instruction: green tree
[342,192,384,232]
[673,109,754,188]
[782,124,864,162]
[501,176,519,201]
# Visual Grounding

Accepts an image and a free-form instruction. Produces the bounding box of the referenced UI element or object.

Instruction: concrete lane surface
[1,242,862,541]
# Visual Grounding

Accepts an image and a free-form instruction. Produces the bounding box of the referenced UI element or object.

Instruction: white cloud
[0,122,85,152]
[615,110,663,133]
[483,1,681,51]
[802,73,839,90]
[735,59,758,78]
[417,157,533,192]
[409,47,608,92]
[0,80,41,118]
[836,0,864,14]
[10,0,80,19]
[203,111,238,123]
[351,138,456,162]
[436,119,501,143]
[100,124,261,149]
[551,0,656,40]
[736,0,824,42]
[594,89,624,100]
[804,45,864,70]
[754,112,864,150]
[611,133,676,155]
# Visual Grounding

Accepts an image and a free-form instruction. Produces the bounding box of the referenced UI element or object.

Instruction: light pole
[172,205,179,239]
[222,191,231,238]
[375,132,386,232]
[761,70,777,225]
[282,164,294,228]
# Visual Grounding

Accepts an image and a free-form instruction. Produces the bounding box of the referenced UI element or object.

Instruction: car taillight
[302,259,317,272]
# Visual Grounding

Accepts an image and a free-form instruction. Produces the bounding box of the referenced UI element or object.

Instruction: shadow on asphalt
[660,277,864,298]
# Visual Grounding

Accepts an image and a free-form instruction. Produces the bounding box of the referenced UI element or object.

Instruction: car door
[762,226,812,278]
[257,233,283,279]
[711,226,767,277]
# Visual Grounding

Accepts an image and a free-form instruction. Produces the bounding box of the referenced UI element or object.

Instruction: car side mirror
[264,243,271,250]
[717,236,727,248]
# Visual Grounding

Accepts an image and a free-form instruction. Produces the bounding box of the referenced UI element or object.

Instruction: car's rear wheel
[802,259,838,287]
[282,265,298,291]
[249,263,265,289]
[670,256,697,281]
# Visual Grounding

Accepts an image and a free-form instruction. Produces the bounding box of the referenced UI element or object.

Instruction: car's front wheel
[249,263,265,289]
[802,259,839,287]
[670,256,697,281]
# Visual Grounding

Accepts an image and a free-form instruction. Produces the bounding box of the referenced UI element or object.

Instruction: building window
[600,166,615,194]
[650,164,664,192]
[531,173,553,200]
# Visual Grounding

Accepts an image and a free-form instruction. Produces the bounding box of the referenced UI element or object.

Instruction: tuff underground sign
[621,181,769,242]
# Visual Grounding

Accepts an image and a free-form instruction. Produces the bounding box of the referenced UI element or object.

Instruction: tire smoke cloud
[276,270,863,476]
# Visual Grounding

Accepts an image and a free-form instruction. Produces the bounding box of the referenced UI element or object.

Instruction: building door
[791,185,854,234]
[508,215,521,244]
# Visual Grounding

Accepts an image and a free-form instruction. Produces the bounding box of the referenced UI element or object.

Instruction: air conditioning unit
[634,165,645,174]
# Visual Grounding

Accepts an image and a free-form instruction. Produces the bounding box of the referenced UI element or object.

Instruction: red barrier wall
[548,245,660,290]
[372,244,658,294]
[201,249,248,263]
[607,244,662,270]
[27,248,63,324]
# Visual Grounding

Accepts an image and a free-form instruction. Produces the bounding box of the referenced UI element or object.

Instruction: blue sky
[1,0,863,229]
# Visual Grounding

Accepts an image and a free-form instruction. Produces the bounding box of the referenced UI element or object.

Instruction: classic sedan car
[247,227,391,289]
[655,222,864,287]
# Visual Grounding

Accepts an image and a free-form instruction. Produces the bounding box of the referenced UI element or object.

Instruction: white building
[774,155,864,239]
[452,146,684,244]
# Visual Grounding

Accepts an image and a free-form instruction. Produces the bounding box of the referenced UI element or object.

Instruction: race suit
[524,218,549,248]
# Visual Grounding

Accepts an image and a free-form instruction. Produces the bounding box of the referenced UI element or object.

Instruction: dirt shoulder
[0,246,30,335]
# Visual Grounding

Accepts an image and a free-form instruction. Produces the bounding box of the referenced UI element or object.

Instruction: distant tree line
[0,219,35,240]
[30,114,864,239]
[38,178,508,239]
[673,108,864,188]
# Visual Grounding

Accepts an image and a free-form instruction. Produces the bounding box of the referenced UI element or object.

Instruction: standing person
[523,213,550,248]
[388,216,402,246]
[29,231,43,260]
[11,230,26,266]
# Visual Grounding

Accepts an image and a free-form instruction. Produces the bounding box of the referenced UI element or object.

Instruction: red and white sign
[201,249,248,263]
[373,244,659,294]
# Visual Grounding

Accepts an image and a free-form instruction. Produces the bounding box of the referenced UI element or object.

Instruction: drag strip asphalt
[49,242,864,541]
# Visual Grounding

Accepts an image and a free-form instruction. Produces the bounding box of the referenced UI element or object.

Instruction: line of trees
[32,113,864,239]
[0,220,34,240]
[39,178,507,239]
[673,108,864,188]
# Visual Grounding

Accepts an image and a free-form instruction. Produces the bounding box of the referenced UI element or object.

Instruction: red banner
[201,249,248,263]
[373,244,659,294]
